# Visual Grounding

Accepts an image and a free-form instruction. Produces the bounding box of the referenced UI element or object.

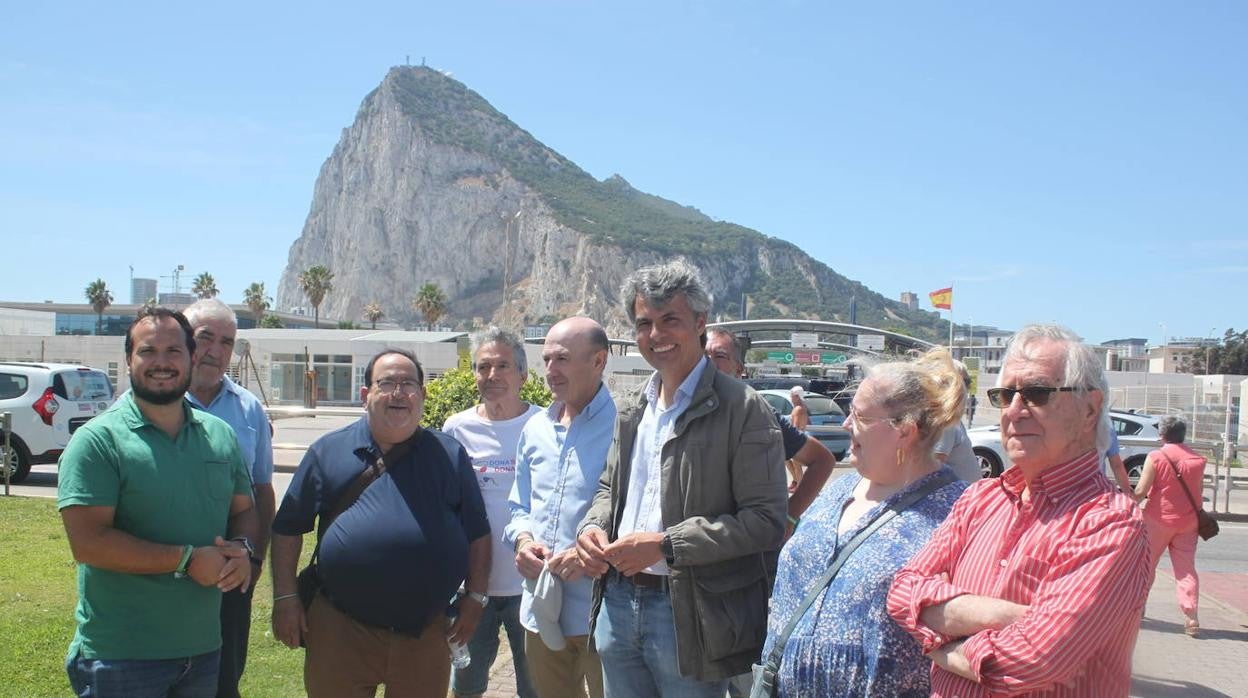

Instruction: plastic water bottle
[449,638,471,669]
[446,598,471,669]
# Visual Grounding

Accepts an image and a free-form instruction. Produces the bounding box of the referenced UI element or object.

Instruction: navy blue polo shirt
[776,413,809,460]
[272,418,490,635]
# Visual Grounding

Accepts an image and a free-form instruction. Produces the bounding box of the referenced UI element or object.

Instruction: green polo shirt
[57,392,251,660]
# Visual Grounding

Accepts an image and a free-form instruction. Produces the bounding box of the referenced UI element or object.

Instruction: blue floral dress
[761,467,967,697]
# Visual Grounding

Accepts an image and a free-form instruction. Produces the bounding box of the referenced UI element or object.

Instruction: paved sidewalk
[1131,569,1248,697]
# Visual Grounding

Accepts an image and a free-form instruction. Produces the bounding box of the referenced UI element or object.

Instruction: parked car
[0,362,115,483]
[968,410,1160,480]
[757,389,850,459]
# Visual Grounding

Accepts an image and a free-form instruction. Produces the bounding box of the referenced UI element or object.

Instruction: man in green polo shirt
[58,307,258,697]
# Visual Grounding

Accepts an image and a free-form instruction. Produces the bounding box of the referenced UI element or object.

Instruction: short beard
[132,375,191,405]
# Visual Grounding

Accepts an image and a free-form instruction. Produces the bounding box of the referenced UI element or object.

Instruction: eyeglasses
[374,378,421,395]
[848,406,897,429]
[986,386,1078,408]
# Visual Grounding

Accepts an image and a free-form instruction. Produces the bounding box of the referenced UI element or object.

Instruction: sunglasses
[986,386,1078,408]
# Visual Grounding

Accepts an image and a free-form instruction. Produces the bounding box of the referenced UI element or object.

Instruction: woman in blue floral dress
[761,349,970,696]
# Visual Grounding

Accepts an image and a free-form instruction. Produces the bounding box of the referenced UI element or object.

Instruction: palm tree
[362,301,384,330]
[84,279,113,335]
[191,272,219,299]
[243,282,271,323]
[412,282,447,330]
[297,265,334,329]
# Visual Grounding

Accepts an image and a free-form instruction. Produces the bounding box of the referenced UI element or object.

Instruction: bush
[421,368,553,429]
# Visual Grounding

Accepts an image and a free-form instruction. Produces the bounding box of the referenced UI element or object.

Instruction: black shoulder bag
[296,431,422,611]
[749,470,956,698]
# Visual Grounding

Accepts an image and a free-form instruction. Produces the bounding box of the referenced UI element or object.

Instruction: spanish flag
[929,287,952,310]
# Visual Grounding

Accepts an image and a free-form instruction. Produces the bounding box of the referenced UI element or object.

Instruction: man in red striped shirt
[887,324,1151,696]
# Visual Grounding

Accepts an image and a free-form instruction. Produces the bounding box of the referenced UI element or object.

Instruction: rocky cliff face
[278,66,941,339]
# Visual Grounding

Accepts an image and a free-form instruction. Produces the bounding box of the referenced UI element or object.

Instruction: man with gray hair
[442,327,541,698]
[888,323,1151,696]
[577,260,787,696]
[184,298,274,698]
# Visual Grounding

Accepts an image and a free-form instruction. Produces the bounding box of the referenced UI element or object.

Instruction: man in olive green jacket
[576,260,787,695]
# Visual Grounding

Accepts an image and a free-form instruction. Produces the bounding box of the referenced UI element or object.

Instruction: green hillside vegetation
[383,66,945,339]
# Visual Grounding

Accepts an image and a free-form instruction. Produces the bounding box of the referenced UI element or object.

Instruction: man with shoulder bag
[270,349,491,697]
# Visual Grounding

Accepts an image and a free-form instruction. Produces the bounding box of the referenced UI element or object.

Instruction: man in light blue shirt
[185,299,274,698]
[505,316,615,698]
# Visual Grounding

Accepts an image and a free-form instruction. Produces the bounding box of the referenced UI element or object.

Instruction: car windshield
[55,371,114,401]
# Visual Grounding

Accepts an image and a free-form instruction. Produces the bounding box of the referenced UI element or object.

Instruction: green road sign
[821,353,847,364]
[766,351,796,362]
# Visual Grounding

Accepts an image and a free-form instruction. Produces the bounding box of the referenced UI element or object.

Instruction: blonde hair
[864,348,966,453]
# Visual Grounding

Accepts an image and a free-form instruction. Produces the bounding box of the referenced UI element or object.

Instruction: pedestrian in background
[785,386,811,492]
[443,328,541,698]
[1135,415,1209,637]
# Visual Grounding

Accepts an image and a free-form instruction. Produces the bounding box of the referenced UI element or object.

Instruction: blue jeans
[593,578,727,698]
[67,650,220,698]
[451,594,536,698]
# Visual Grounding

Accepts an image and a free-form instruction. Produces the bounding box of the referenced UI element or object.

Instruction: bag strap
[760,469,957,678]
[1157,448,1204,515]
[310,429,424,563]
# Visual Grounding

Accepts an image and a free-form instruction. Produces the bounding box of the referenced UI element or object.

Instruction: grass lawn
[0,496,312,697]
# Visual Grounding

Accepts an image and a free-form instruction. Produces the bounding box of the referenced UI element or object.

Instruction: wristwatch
[465,590,490,608]
[660,533,676,565]
[174,544,194,579]
[230,536,255,558]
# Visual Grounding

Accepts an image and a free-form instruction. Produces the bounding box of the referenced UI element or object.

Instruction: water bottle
[446,599,471,669]
[449,638,471,669]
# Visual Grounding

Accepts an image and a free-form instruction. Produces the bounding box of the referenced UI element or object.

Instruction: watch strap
[467,590,489,607]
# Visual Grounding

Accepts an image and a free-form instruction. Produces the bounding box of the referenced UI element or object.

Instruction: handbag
[296,431,422,611]
[1158,449,1219,541]
[748,470,956,698]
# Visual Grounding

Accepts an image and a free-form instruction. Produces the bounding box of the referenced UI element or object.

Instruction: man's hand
[575,527,612,578]
[547,548,586,582]
[515,540,549,580]
[272,597,307,649]
[603,532,665,577]
[186,546,231,588]
[447,594,485,646]
[213,536,253,592]
[928,640,977,681]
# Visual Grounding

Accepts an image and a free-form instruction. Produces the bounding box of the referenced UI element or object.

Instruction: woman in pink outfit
[1134,415,1208,637]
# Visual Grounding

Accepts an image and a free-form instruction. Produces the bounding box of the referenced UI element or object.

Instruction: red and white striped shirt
[887,450,1151,696]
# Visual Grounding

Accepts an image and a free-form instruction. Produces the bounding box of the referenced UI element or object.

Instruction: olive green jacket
[582,363,787,680]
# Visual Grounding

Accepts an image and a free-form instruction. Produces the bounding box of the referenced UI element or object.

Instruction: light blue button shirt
[505,382,616,637]
[616,356,709,575]
[186,375,273,486]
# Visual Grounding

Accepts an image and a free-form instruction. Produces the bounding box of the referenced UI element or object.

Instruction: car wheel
[1125,456,1146,488]
[974,448,1003,478]
[1,439,31,484]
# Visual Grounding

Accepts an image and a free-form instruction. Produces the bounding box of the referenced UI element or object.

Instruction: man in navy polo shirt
[270,349,491,697]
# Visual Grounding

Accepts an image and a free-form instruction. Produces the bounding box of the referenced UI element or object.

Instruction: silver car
[968,410,1160,480]
[757,389,850,460]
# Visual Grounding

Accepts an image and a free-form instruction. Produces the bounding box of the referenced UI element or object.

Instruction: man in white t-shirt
[442,327,541,698]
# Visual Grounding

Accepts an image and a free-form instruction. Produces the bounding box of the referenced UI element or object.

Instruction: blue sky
[3,1,1244,345]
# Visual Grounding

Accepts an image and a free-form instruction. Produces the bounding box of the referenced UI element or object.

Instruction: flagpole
[948,286,954,349]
